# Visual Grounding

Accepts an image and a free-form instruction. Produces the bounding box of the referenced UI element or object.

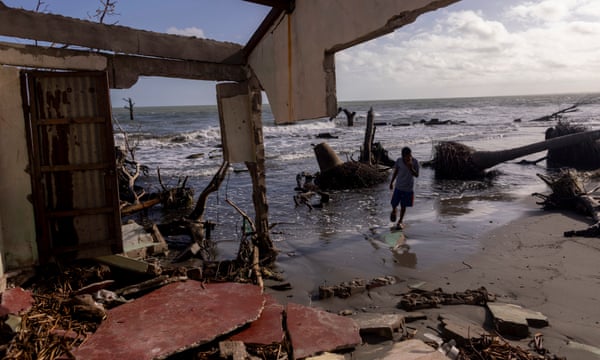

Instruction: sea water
[112,93,600,295]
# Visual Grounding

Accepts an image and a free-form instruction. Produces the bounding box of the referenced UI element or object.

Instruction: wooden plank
[0,5,244,64]
[95,254,160,275]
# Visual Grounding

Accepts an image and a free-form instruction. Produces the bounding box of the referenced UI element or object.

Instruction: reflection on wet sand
[366,231,418,269]
[392,245,417,268]
[434,192,517,217]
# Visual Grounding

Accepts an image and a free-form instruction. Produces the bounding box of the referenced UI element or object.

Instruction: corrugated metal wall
[25,71,122,262]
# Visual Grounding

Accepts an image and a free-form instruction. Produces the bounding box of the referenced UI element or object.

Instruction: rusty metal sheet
[23,71,122,262]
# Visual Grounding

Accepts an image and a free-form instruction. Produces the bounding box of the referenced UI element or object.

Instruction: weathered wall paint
[217,82,257,163]
[0,66,38,270]
[0,43,107,71]
[248,0,459,124]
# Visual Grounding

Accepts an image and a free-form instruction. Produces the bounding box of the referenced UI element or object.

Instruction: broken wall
[0,65,38,273]
[248,0,459,124]
[0,50,110,275]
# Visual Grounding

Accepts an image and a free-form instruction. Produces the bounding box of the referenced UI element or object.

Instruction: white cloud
[166,26,205,38]
[335,0,600,100]
[509,0,574,22]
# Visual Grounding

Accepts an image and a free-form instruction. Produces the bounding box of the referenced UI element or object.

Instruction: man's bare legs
[396,206,406,229]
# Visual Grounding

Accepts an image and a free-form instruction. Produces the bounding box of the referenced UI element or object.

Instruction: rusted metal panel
[23,70,122,263]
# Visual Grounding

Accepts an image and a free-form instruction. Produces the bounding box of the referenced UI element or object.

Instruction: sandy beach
[267,196,600,359]
[408,198,600,358]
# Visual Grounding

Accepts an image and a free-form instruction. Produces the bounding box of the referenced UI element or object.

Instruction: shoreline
[267,195,600,359]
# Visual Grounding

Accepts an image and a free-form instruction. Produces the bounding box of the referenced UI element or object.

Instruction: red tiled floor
[286,302,361,359]
[71,281,264,360]
[230,294,284,345]
[0,287,33,316]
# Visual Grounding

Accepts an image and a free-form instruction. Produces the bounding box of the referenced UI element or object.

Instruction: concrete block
[351,313,405,340]
[487,302,548,338]
[439,313,488,345]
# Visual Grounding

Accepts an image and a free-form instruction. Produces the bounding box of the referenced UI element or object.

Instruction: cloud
[166,26,205,38]
[335,0,600,100]
[508,0,574,22]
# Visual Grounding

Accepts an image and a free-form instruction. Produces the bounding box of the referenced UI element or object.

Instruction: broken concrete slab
[230,294,284,345]
[380,339,448,360]
[71,281,265,360]
[121,221,168,259]
[305,353,346,360]
[286,302,361,360]
[0,287,33,316]
[439,313,488,345]
[350,313,405,340]
[487,302,548,338]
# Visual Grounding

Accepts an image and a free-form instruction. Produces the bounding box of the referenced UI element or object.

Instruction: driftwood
[530,103,579,122]
[188,160,229,221]
[397,287,493,311]
[120,197,161,215]
[226,199,263,290]
[359,107,376,164]
[428,129,600,179]
[533,169,600,237]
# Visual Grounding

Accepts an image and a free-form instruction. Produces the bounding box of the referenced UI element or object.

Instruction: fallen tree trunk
[429,129,600,179]
[545,122,600,170]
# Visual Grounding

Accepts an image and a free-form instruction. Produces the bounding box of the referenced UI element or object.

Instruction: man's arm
[389,168,398,190]
[412,160,419,177]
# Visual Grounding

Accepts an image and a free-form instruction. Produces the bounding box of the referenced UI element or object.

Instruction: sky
[3,0,600,106]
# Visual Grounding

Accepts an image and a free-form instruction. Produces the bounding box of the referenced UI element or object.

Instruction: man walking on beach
[389,147,419,230]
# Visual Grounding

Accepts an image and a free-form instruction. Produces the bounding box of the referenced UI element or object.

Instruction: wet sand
[266,197,600,359]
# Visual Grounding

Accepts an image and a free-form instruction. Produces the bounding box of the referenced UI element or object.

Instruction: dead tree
[157,169,194,210]
[113,119,148,210]
[313,143,388,190]
[359,107,375,164]
[89,0,119,25]
[427,130,600,180]
[188,161,229,222]
[330,107,356,126]
[533,169,600,237]
[545,122,600,170]
[123,97,135,120]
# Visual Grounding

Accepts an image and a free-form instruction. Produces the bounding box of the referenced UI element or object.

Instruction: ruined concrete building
[0,0,458,288]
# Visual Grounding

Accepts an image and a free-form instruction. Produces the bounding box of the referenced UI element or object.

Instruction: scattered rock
[316,132,339,139]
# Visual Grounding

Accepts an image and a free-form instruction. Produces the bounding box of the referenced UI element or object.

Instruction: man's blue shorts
[391,189,414,208]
